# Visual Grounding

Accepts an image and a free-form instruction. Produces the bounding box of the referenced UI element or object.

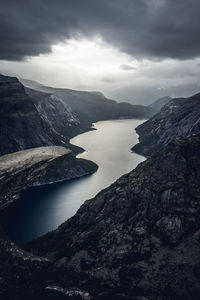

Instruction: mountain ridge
[132,92,200,157]
[21,78,155,123]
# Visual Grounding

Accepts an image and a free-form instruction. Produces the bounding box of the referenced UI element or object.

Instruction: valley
[1,74,200,300]
[3,119,145,244]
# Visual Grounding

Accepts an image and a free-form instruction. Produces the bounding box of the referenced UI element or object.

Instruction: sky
[1,0,200,104]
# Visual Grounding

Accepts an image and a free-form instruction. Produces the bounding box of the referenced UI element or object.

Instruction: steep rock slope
[132,93,200,156]
[26,136,200,300]
[0,75,58,155]
[26,88,90,145]
[0,74,87,156]
[22,78,155,122]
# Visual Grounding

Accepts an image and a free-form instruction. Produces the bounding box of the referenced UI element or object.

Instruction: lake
[4,119,145,244]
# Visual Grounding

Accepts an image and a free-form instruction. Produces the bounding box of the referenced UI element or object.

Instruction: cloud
[1,0,200,61]
[119,64,136,71]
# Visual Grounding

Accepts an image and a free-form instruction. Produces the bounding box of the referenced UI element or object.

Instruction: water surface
[4,119,145,244]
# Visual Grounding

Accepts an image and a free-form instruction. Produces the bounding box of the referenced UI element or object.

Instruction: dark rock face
[0,74,87,156]
[26,136,200,300]
[0,226,51,300]
[25,88,91,153]
[0,75,55,155]
[21,78,155,122]
[34,152,98,186]
[132,93,200,157]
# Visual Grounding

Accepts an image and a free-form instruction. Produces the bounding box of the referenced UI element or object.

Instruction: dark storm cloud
[1,0,200,61]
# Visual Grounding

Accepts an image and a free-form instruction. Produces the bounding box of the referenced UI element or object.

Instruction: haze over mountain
[21,78,154,121]
[109,83,200,105]
[148,96,172,112]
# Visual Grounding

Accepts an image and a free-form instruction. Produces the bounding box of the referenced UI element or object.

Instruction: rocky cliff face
[0,74,87,156]
[21,78,155,122]
[0,74,55,155]
[26,136,200,300]
[132,93,200,157]
[25,88,91,152]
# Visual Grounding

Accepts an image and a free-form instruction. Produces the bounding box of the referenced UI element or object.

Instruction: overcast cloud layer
[1,0,200,61]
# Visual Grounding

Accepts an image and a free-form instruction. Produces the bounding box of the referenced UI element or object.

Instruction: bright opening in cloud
[0,38,138,90]
[1,37,200,104]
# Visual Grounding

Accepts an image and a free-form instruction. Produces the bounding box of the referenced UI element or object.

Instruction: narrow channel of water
[4,119,145,244]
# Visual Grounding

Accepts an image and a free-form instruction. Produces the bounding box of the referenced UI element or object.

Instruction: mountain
[109,82,200,105]
[21,78,155,122]
[0,74,87,156]
[24,136,200,300]
[149,96,172,113]
[132,93,200,157]
[26,88,83,140]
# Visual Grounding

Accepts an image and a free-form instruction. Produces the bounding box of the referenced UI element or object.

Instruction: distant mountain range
[110,82,200,105]
[21,78,155,123]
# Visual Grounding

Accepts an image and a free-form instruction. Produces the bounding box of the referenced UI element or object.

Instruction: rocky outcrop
[34,152,98,186]
[0,146,97,209]
[0,146,71,210]
[132,93,200,157]
[22,78,155,122]
[25,136,200,300]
